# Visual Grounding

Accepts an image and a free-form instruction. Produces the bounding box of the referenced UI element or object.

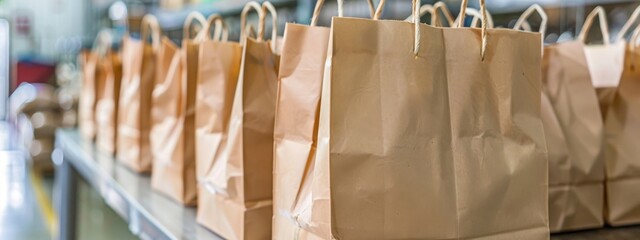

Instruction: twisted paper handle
[183,11,207,42]
[513,4,548,36]
[457,0,488,60]
[412,0,420,55]
[205,14,229,42]
[405,2,454,27]
[240,1,263,46]
[372,0,386,20]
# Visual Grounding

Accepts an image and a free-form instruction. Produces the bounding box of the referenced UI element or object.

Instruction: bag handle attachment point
[457,0,488,60]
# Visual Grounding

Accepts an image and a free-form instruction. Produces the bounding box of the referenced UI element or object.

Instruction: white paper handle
[406,4,433,22]
[183,11,207,42]
[578,6,610,45]
[412,0,420,55]
[616,5,640,42]
[406,2,455,27]
[513,4,548,36]
[205,14,229,42]
[457,8,494,29]
[431,2,454,27]
[92,29,113,58]
[372,0,386,20]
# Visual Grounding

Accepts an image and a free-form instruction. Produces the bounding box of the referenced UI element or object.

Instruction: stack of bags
[78,29,122,155]
[80,0,549,238]
[56,61,81,129]
[272,0,550,238]
[514,3,640,232]
[14,83,61,173]
[77,0,640,239]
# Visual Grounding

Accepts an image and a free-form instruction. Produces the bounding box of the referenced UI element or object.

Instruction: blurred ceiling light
[109,1,128,22]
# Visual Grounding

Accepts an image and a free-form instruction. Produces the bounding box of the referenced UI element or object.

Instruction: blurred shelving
[150,0,298,29]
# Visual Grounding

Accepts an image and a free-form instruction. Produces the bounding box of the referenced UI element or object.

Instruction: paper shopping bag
[79,51,99,140]
[272,0,381,238]
[196,2,279,239]
[194,14,242,181]
[150,12,205,206]
[277,0,549,239]
[604,17,640,226]
[513,4,579,234]
[194,13,244,232]
[116,15,161,173]
[79,31,113,141]
[272,8,331,240]
[543,7,606,233]
[95,48,123,155]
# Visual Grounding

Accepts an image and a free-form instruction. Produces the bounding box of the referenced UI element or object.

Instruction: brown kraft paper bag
[95,44,123,155]
[514,4,575,234]
[79,51,100,140]
[272,0,376,238]
[196,2,279,239]
[272,9,331,240]
[117,15,161,173]
[194,14,242,181]
[150,12,205,206]
[543,7,606,233]
[79,31,113,141]
[195,13,243,230]
[277,0,549,239]
[604,22,640,226]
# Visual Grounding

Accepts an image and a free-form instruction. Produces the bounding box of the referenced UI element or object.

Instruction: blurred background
[0,0,639,239]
